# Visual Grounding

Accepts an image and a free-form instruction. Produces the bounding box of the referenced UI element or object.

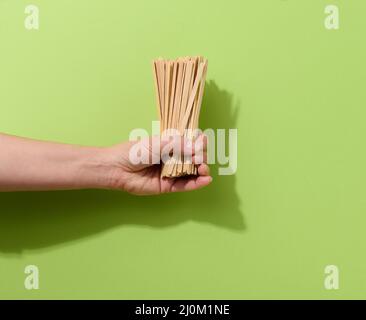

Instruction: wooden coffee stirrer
[152,57,208,178]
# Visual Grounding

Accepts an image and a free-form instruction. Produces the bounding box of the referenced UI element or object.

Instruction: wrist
[76,146,117,190]
[77,145,129,191]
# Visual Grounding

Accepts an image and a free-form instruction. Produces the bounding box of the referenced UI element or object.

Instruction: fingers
[161,134,207,156]
[159,163,211,193]
[127,134,208,171]
[181,134,207,156]
[197,163,210,176]
[170,175,212,193]
[193,151,207,165]
[167,163,211,193]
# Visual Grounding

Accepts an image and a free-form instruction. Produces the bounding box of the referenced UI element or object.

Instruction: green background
[0,0,365,299]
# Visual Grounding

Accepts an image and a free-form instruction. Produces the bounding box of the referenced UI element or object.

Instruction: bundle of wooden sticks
[152,56,208,178]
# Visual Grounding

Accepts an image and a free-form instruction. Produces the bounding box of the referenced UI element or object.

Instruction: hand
[103,135,212,195]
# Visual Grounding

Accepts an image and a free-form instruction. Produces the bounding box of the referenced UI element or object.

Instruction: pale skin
[0,133,212,195]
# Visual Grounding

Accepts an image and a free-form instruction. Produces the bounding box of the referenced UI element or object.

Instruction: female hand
[103,135,212,195]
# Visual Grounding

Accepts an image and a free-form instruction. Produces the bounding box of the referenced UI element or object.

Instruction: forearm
[0,133,112,191]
